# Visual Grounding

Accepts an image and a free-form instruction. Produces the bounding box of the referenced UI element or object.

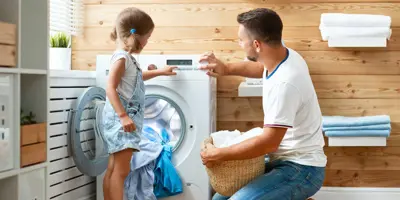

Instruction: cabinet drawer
[20,142,46,168]
[19,168,45,200]
[21,123,46,146]
[0,22,16,68]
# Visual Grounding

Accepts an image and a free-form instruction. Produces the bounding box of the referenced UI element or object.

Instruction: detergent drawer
[0,74,14,172]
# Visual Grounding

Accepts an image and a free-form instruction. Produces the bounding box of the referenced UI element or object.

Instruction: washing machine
[68,54,216,200]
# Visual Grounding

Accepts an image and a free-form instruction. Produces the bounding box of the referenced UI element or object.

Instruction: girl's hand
[160,66,178,76]
[120,114,136,133]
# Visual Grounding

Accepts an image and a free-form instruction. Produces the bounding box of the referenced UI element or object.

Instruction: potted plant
[20,110,47,167]
[49,32,71,70]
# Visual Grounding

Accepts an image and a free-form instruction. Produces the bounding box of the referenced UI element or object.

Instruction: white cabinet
[0,0,48,198]
[0,74,14,172]
[19,168,45,200]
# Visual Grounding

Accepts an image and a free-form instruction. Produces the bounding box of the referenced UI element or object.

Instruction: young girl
[102,7,177,200]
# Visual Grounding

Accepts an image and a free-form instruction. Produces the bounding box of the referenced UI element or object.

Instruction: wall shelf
[0,68,47,74]
[0,0,48,199]
[328,137,387,147]
[238,82,262,97]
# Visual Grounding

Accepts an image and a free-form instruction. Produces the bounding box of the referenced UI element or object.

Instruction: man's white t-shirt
[263,48,327,167]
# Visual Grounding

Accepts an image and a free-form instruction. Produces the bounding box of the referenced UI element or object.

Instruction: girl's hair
[110,7,154,52]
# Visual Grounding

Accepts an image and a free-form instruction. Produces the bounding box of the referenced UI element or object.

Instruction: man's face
[238,25,258,62]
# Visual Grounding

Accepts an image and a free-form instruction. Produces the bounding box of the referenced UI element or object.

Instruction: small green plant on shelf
[20,110,37,125]
[49,31,72,70]
[49,32,70,48]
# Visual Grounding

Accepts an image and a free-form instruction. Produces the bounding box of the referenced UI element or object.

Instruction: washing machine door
[143,94,186,152]
[143,85,195,167]
[68,87,109,177]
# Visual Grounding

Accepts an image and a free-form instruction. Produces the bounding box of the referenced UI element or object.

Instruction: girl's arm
[142,66,177,81]
[106,59,127,116]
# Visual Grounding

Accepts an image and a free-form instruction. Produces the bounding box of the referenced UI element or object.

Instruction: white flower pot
[49,48,71,70]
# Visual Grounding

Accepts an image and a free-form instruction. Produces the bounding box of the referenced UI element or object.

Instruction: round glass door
[143,95,186,152]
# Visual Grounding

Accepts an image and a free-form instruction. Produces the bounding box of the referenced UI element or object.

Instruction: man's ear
[253,40,261,52]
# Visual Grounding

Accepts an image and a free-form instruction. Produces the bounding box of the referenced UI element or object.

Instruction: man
[199,8,327,200]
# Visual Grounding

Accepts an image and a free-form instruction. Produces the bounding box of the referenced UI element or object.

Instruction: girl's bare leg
[103,154,114,200]
[109,149,133,200]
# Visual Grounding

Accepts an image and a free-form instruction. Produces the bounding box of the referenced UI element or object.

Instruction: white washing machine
[68,54,216,200]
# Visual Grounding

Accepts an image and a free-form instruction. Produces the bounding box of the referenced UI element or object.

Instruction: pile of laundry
[211,127,263,148]
[322,115,391,138]
[124,126,183,200]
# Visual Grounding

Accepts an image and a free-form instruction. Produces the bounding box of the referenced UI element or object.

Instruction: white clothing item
[210,128,263,148]
[225,128,263,147]
[109,50,140,100]
[262,48,327,167]
[320,13,391,27]
[319,26,392,41]
[211,130,241,148]
[327,37,387,47]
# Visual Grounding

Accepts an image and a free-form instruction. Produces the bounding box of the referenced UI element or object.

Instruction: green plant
[20,110,37,125]
[50,32,70,48]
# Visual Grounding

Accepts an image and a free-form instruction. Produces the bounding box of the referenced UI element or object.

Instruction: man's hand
[199,52,227,77]
[200,143,224,168]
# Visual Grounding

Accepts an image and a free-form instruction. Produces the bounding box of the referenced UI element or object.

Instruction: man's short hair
[237,8,283,46]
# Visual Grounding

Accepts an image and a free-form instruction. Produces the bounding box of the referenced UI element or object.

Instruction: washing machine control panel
[137,55,209,72]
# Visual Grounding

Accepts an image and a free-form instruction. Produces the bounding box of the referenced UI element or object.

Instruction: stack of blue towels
[322,115,391,137]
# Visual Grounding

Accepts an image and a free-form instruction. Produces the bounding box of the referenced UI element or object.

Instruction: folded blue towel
[322,115,391,127]
[323,123,391,131]
[324,129,391,137]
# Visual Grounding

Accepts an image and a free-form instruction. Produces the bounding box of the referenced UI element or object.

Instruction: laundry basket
[201,137,265,197]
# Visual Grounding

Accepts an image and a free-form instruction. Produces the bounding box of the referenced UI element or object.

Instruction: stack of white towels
[319,13,392,47]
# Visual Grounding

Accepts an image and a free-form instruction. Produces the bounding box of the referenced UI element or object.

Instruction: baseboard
[312,187,400,200]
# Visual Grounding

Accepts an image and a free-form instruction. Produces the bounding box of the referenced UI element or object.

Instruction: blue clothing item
[102,53,145,154]
[153,145,183,198]
[324,129,391,137]
[212,160,325,200]
[124,135,163,200]
[125,125,183,199]
[322,123,391,131]
[322,115,391,128]
[146,126,183,198]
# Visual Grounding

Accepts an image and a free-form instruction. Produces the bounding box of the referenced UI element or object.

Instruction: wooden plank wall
[72,0,400,187]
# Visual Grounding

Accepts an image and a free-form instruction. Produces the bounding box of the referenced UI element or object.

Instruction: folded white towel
[321,13,391,27]
[328,37,387,47]
[319,26,392,41]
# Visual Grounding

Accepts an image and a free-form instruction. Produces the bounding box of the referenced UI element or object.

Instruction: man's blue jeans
[212,159,325,200]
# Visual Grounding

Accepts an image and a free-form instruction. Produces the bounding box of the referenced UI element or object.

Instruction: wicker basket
[201,137,265,196]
